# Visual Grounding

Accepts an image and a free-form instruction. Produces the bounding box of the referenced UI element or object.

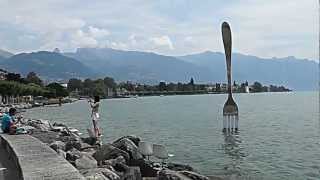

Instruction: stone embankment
[2,118,219,180]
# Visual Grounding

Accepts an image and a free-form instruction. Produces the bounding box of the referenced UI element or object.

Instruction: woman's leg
[92,119,99,137]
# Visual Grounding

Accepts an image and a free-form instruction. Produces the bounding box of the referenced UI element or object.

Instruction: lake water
[23,92,320,179]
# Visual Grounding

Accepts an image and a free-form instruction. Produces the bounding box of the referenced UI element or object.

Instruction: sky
[0,0,318,60]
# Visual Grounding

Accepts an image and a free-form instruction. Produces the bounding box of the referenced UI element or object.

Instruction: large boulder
[49,141,66,152]
[128,159,157,177]
[57,149,66,159]
[27,119,52,132]
[93,144,130,164]
[113,135,141,146]
[65,140,82,151]
[66,148,82,162]
[80,142,93,150]
[123,166,142,180]
[81,137,97,146]
[75,153,98,169]
[158,170,187,180]
[112,138,143,160]
[180,171,210,180]
[104,156,126,167]
[158,170,210,180]
[80,168,120,180]
[167,163,194,172]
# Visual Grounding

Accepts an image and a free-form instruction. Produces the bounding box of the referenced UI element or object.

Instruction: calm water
[23,92,320,179]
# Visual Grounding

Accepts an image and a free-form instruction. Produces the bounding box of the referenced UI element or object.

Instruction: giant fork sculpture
[222,22,239,132]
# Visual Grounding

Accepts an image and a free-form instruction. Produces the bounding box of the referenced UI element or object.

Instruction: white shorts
[92,112,100,121]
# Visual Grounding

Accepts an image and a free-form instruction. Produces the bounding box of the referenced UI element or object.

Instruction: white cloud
[71,30,98,48]
[0,0,317,60]
[150,35,174,50]
[184,36,193,42]
[88,26,110,38]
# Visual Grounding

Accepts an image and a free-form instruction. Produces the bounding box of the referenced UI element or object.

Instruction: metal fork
[221,22,239,132]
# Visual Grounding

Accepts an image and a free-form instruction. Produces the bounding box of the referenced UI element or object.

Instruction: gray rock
[57,149,66,159]
[113,135,141,146]
[167,163,194,172]
[93,144,130,164]
[81,137,97,146]
[127,159,157,178]
[80,168,120,180]
[66,148,82,162]
[65,140,82,151]
[104,156,126,167]
[49,140,66,152]
[158,170,210,180]
[180,171,210,180]
[76,153,98,169]
[123,166,142,180]
[84,173,107,180]
[158,170,195,180]
[112,138,143,160]
[81,142,94,150]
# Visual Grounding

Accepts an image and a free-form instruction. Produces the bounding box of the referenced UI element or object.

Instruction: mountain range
[0,51,95,80]
[0,48,318,90]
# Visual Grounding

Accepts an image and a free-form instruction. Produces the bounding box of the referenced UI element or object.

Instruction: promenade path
[0,134,84,180]
[0,142,20,180]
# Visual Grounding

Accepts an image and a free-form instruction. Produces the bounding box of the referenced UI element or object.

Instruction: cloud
[0,0,317,60]
[150,35,174,50]
[184,36,193,42]
[88,26,110,38]
[71,30,98,48]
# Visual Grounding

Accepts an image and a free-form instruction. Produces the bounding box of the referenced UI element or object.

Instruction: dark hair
[9,108,16,115]
[94,96,100,102]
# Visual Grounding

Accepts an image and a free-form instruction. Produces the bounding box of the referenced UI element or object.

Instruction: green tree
[46,83,68,97]
[26,72,43,86]
[189,78,194,86]
[252,81,263,92]
[103,77,117,89]
[158,81,166,91]
[93,79,106,97]
[5,73,22,82]
[67,78,83,91]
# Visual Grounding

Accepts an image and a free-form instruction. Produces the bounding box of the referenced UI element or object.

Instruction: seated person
[1,108,17,134]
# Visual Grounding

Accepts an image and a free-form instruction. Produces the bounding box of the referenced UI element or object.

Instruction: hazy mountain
[0,49,14,58]
[0,51,96,80]
[178,51,318,90]
[65,48,212,83]
[0,47,316,90]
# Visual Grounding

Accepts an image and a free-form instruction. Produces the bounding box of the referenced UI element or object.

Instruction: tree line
[0,71,68,101]
[0,68,291,102]
[67,77,291,98]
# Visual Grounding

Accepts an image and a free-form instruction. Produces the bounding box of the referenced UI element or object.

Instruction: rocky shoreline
[16,118,221,180]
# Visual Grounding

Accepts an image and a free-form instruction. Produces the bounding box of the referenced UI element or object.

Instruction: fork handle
[222,22,232,97]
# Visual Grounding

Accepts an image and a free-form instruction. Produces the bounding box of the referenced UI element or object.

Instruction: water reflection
[221,131,248,178]
[222,131,244,160]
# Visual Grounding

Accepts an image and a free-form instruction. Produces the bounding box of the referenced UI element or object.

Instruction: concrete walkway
[0,134,84,180]
[0,143,20,180]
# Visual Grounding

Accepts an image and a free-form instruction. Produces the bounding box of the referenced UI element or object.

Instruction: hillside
[179,51,318,90]
[0,51,96,80]
[65,48,212,83]
[0,48,316,90]
[0,49,14,58]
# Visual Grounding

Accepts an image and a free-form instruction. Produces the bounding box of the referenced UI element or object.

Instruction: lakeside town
[0,69,291,107]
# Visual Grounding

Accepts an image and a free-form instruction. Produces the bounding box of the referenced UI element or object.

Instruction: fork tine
[223,116,227,132]
[231,115,234,130]
[235,115,239,131]
[228,115,231,130]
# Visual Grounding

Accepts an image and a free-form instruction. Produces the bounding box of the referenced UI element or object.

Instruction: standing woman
[89,96,101,140]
